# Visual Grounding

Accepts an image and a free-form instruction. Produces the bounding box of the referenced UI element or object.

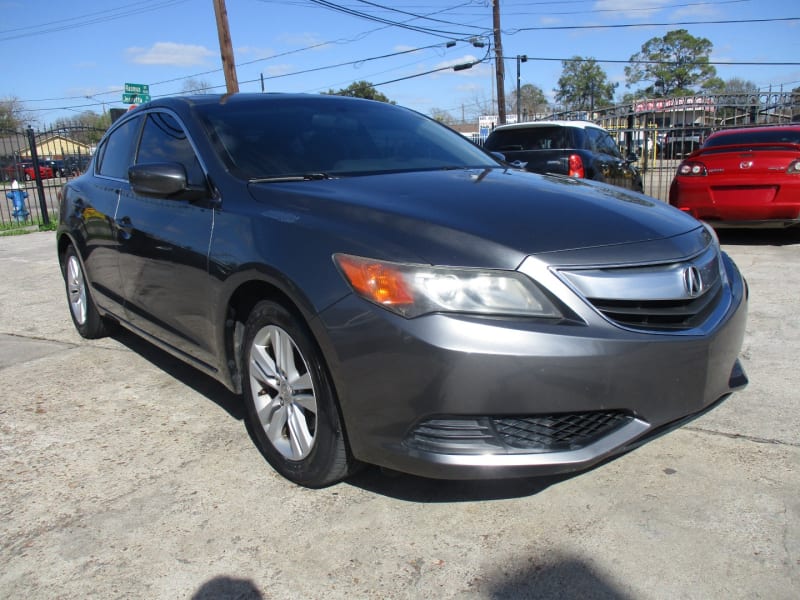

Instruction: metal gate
[1,125,104,228]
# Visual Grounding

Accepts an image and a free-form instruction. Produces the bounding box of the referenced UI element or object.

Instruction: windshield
[196,96,499,179]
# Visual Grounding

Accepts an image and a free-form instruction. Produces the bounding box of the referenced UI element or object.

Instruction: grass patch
[0,217,57,236]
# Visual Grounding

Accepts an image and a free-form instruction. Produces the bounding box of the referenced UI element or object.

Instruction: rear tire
[242,300,353,487]
[63,245,109,339]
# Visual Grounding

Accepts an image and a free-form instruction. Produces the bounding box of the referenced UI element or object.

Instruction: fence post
[26,126,49,225]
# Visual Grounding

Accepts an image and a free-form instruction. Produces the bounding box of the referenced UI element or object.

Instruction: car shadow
[108,327,608,502]
[345,466,575,502]
[110,327,245,420]
[717,227,800,246]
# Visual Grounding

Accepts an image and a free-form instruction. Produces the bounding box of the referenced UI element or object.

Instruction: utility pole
[492,0,506,125]
[213,0,239,94]
[516,54,527,122]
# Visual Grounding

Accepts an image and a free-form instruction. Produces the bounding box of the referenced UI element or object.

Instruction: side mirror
[129,162,206,201]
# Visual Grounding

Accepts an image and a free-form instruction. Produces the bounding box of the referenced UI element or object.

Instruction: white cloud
[277,33,328,50]
[262,64,294,77]
[236,46,275,57]
[126,42,215,66]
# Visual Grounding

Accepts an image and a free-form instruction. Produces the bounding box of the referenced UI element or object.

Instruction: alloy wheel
[248,324,318,461]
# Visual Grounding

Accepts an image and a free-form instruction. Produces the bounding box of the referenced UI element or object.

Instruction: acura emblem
[683,266,703,297]
[740,160,753,169]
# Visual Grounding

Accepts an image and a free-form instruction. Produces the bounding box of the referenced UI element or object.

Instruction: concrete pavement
[1,230,798,599]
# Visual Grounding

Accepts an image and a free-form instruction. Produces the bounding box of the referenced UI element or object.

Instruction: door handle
[116,216,133,240]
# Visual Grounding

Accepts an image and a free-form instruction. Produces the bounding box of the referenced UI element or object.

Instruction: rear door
[80,114,143,317]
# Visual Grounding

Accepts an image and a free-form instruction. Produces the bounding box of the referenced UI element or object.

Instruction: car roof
[490,120,604,132]
[131,92,389,113]
[706,124,800,140]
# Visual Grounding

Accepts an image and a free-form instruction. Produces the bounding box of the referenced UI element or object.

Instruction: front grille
[590,280,723,330]
[406,411,633,455]
[493,412,632,451]
[558,244,726,332]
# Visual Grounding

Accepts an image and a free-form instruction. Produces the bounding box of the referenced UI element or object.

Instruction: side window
[96,116,142,180]
[587,128,620,158]
[599,131,622,158]
[137,112,205,187]
[586,128,603,153]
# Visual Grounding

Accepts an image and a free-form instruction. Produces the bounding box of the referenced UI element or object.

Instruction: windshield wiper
[250,172,333,183]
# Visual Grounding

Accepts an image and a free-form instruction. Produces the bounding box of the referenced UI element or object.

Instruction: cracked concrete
[1,230,798,599]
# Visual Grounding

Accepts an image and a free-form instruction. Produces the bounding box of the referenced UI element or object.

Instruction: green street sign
[124,82,149,95]
[122,92,151,104]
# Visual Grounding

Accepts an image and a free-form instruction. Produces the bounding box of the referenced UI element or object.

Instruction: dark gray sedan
[57,94,748,487]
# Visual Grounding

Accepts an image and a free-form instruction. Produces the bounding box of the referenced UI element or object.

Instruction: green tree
[555,57,616,112]
[509,83,548,119]
[181,78,213,94]
[625,29,718,96]
[793,86,800,121]
[0,96,29,130]
[430,108,456,125]
[720,78,758,94]
[323,81,394,104]
[708,79,760,125]
[50,111,111,144]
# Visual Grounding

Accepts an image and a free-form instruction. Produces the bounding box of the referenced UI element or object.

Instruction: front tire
[242,300,353,487]
[63,245,109,339]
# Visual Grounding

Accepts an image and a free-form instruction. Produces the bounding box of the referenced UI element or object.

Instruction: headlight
[334,254,562,319]
[701,221,729,288]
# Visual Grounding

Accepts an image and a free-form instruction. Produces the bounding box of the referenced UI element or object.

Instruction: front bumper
[315,252,748,480]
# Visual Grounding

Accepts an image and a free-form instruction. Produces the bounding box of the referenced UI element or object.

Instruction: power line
[0,0,190,42]
[515,56,800,67]
[305,0,481,39]
[509,16,800,34]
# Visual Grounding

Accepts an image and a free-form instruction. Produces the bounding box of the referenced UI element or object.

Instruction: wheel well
[224,280,306,395]
[224,279,355,460]
[56,235,72,270]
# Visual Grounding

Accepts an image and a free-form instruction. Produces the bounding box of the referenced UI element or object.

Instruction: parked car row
[482,118,799,230]
[44,156,92,178]
[1,156,92,182]
[1,161,53,181]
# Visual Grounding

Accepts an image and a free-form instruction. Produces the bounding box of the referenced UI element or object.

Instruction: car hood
[247,168,706,269]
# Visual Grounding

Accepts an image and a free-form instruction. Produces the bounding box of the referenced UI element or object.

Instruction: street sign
[124,82,149,95]
[122,92,151,104]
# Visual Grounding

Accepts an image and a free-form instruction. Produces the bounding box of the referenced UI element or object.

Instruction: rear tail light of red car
[787,159,800,174]
[568,154,585,178]
[677,161,707,177]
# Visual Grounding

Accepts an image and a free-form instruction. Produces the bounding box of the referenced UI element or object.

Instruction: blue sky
[3,0,799,127]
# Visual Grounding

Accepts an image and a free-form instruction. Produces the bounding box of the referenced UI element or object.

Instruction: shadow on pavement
[110,327,244,421]
[717,227,800,246]
[345,465,575,503]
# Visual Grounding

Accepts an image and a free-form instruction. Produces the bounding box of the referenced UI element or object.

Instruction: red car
[1,161,54,181]
[669,124,800,228]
